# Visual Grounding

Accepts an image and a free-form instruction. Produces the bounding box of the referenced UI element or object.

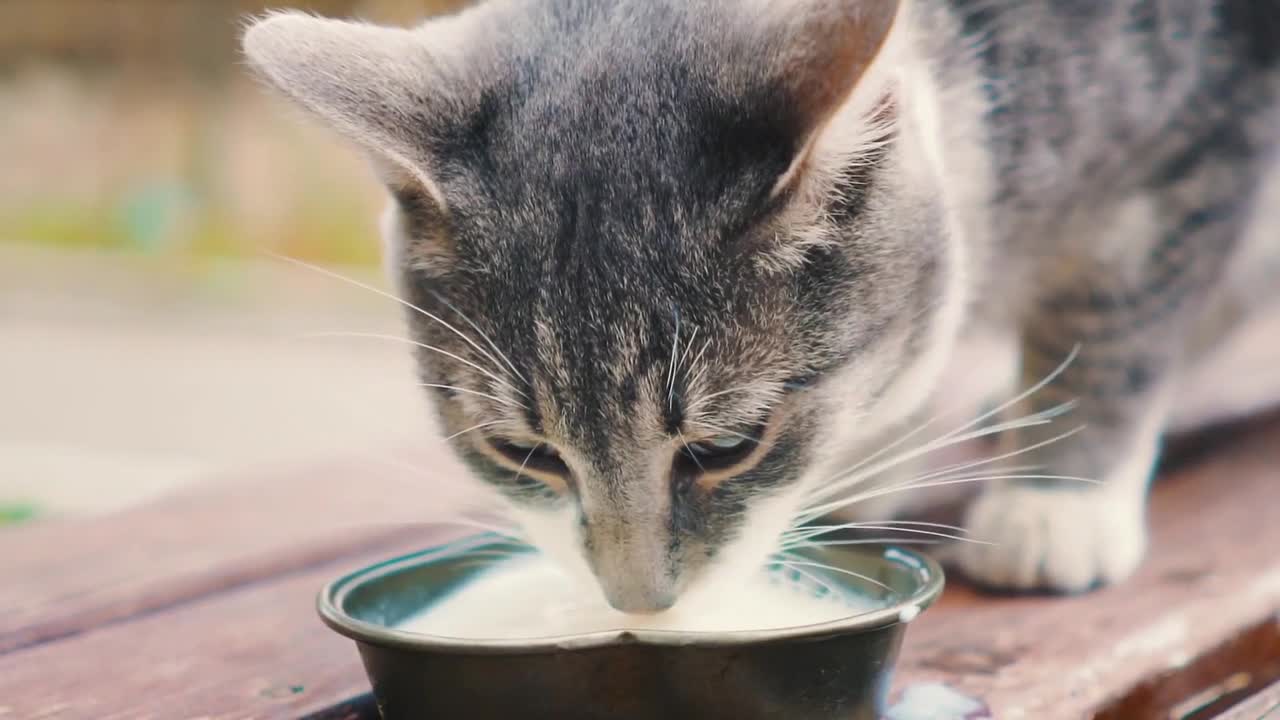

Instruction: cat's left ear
[243,12,456,200]
[242,10,494,275]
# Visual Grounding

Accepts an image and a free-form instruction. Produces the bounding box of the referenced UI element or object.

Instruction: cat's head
[245,0,964,613]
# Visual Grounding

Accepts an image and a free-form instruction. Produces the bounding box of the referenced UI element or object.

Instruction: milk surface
[399,555,884,638]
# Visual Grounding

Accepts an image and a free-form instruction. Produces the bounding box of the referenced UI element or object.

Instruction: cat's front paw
[957,485,1147,593]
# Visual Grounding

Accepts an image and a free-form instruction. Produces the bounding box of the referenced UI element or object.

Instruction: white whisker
[782,519,969,538]
[667,311,681,411]
[269,253,523,392]
[912,461,1042,485]
[781,524,993,547]
[418,383,526,410]
[799,346,1081,510]
[299,331,526,403]
[512,441,542,487]
[801,425,1090,521]
[676,429,706,472]
[783,538,946,548]
[677,325,701,376]
[811,410,949,497]
[446,420,505,442]
[800,467,1097,522]
[685,337,714,392]
[423,287,527,385]
[772,556,896,595]
[810,400,1072,499]
[335,459,530,540]
[687,382,766,412]
[692,421,760,445]
[802,405,1071,508]
[893,425,1089,492]
[933,343,1081,444]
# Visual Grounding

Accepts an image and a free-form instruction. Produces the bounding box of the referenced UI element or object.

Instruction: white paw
[957,485,1147,593]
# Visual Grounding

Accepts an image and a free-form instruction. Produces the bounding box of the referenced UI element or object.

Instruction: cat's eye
[687,435,750,455]
[679,431,758,473]
[490,437,569,476]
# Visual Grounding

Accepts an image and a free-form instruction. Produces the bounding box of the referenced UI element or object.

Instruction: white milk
[399,555,884,639]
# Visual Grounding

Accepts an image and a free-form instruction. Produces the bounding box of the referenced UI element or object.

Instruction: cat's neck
[890,1,998,315]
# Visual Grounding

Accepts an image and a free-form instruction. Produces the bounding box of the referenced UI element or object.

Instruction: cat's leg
[958,189,1246,593]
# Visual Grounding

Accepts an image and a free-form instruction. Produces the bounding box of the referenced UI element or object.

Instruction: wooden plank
[889,417,1280,719]
[0,448,481,654]
[3,422,1275,718]
[0,535,450,720]
[3,420,1275,719]
[1214,680,1280,720]
[1093,614,1280,719]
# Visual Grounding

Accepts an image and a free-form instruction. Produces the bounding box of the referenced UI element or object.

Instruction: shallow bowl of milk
[318,532,943,720]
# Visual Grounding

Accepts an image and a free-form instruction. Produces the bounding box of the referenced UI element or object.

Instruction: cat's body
[855,0,1280,589]
[245,0,1280,610]
[935,0,1280,363]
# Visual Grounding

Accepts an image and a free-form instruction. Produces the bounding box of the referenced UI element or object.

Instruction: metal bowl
[318,535,943,720]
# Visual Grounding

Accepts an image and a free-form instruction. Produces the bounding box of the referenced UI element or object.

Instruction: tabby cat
[244,0,1280,612]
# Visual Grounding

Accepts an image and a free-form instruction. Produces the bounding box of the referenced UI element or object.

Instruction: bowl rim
[317,537,945,655]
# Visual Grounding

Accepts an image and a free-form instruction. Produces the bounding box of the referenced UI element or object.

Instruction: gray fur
[245,0,1280,607]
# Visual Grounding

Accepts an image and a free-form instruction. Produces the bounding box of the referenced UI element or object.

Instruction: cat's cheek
[683,484,811,606]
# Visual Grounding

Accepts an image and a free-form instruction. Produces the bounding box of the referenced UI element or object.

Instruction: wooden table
[2,417,1278,720]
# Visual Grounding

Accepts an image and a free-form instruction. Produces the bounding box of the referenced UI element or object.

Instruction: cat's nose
[580,499,680,613]
[586,531,679,612]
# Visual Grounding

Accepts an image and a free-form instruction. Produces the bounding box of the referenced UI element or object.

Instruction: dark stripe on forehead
[664,391,686,436]
[523,396,544,436]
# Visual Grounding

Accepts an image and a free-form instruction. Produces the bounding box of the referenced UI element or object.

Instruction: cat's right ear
[758,0,903,137]
[726,0,903,272]
[242,11,472,273]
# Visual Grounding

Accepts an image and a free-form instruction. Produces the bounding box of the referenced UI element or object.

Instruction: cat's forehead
[433,97,793,254]
[427,4,800,233]
[472,255,793,442]
[523,301,789,455]
[390,0,864,443]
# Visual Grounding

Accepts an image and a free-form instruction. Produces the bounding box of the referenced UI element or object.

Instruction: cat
[243,0,1280,612]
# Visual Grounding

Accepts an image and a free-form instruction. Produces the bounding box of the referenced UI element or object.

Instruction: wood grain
[0,448,482,654]
[1094,615,1280,719]
[891,417,1280,719]
[0,535,454,720]
[2,422,1277,718]
[1214,679,1280,719]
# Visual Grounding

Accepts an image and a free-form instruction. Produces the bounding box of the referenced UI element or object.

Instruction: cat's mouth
[581,521,692,614]
[601,583,679,614]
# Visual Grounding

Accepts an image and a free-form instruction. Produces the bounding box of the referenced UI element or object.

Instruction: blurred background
[0,1,468,526]
[4,2,1277,534]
